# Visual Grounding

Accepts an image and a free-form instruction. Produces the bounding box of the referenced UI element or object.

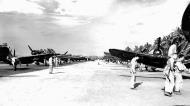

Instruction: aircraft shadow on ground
[182,75,190,79]
[111,68,127,71]
[120,75,190,79]
[0,75,39,78]
[51,72,64,74]
[0,65,47,77]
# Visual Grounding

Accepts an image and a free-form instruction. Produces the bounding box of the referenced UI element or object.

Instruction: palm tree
[133,45,139,53]
[142,42,152,53]
[138,45,144,53]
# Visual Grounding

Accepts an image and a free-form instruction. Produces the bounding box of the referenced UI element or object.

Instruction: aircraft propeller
[64,51,68,55]
[13,49,15,57]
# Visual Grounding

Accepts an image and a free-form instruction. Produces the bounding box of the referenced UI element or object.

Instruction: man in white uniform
[164,57,175,97]
[49,56,54,74]
[164,38,178,97]
[174,55,187,95]
[130,57,139,89]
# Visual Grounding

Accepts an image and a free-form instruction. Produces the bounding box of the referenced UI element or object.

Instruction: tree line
[125,27,190,56]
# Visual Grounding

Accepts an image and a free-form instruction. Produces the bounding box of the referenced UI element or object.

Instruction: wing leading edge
[109,49,168,68]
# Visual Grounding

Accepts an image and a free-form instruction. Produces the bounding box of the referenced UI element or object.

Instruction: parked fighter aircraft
[28,45,60,65]
[0,44,59,71]
[28,45,88,64]
[0,43,13,65]
[103,52,121,63]
[58,54,88,63]
[69,55,88,62]
[56,51,71,63]
[28,45,57,55]
[109,49,169,68]
[109,3,190,69]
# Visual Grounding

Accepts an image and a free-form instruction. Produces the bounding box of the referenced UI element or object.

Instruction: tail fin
[8,48,16,57]
[28,45,33,52]
[8,48,13,57]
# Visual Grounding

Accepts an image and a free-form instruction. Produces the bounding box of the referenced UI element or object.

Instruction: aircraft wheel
[151,67,156,72]
[44,61,48,66]
[44,59,48,66]
[35,62,40,65]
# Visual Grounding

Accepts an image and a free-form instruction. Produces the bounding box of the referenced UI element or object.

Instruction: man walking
[164,56,176,96]
[174,55,187,95]
[130,56,139,89]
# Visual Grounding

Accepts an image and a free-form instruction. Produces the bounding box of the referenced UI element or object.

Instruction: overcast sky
[0,0,189,56]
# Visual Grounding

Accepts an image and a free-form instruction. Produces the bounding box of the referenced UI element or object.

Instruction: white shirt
[168,44,177,58]
[175,61,187,72]
[49,57,53,66]
[131,57,139,72]
[164,57,175,75]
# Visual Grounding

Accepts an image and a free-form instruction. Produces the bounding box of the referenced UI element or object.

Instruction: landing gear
[13,64,17,71]
[44,59,48,66]
[151,67,156,72]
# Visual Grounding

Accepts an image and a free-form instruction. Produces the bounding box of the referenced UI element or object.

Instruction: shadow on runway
[0,75,39,78]
[120,75,164,79]
[0,65,47,77]
[182,75,190,79]
[111,68,127,71]
[0,61,87,78]
[120,75,190,79]
[51,72,64,74]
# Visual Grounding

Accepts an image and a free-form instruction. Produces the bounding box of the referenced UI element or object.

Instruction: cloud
[0,0,189,56]
[29,0,60,14]
[0,0,44,14]
[54,0,115,17]
[0,0,168,16]
[23,0,115,17]
[0,13,97,56]
[87,0,190,51]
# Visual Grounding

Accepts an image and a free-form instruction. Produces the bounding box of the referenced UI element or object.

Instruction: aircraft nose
[109,49,114,55]
[109,49,119,56]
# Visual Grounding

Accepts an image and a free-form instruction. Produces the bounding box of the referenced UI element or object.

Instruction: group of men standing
[163,38,187,97]
[48,56,59,74]
[130,37,188,97]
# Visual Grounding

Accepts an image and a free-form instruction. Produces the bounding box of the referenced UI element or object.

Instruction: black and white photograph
[0,0,190,105]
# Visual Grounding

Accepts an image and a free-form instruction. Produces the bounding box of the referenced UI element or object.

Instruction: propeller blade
[9,48,13,57]
[28,45,33,52]
[14,49,15,57]
[64,51,68,55]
